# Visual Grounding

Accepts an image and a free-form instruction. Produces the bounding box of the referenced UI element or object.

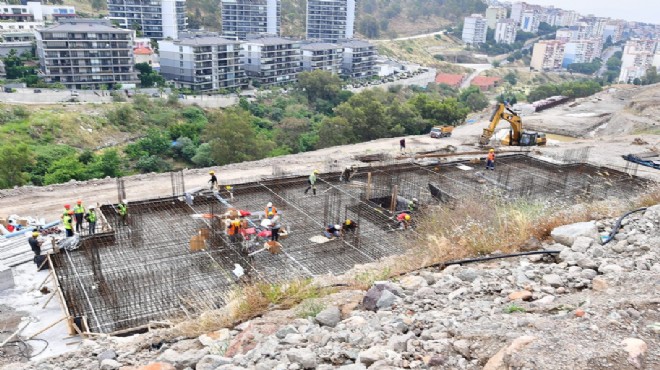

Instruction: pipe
[433,250,561,268]
[2,220,61,239]
[601,207,647,245]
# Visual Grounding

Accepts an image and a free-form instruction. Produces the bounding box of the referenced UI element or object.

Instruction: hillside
[66,0,486,38]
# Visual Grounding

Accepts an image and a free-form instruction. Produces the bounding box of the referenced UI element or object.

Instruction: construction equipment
[479,104,547,147]
[430,125,454,138]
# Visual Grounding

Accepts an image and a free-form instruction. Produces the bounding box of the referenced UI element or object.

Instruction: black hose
[435,250,561,268]
[602,207,648,245]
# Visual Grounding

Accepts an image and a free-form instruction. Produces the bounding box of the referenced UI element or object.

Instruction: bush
[135,155,171,173]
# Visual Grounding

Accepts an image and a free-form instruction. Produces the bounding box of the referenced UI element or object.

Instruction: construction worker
[342,219,358,235]
[62,204,71,219]
[118,200,128,226]
[28,231,43,256]
[408,198,419,212]
[209,170,218,190]
[270,214,282,242]
[397,213,411,230]
[227,218,243,243]
[304,169,319,195]
[225,185,234,200]
[486,149,496,170]
[264,202,277,218]
[73,200,85,233]
[340,165,356,183]
[85,206,97,235]
[400,138,406,152]
[324,224,342,239]
[63,210,74,237]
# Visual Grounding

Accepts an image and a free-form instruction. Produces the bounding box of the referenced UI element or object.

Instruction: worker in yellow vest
[73,200,85,233]
[63,210,74,237]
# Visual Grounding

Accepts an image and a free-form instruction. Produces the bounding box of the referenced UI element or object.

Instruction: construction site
[46,152,651,335]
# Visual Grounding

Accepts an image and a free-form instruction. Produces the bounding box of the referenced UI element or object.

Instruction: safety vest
[265,206,277,217]
[309,173,317,185]
[118,204,127,216]
[228,221,241,235]
[63,215,73,230]
[487,152,495,161]
[74,205,85,214]
[87,211,97,223]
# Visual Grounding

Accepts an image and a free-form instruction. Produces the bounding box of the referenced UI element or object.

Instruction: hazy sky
[526,0,659,24]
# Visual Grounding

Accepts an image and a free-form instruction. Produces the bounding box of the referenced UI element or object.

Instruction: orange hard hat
[77,200,82,204]
[64,204,70,209]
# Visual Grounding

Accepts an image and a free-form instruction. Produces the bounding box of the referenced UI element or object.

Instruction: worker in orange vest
[486,148,496,170]
[227,218,243,243]
[264,202,277,219]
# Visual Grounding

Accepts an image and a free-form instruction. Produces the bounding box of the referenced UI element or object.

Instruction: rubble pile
[3,205,659,370]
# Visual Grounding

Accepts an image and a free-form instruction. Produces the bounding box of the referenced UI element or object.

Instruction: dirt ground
[0,84,659,222]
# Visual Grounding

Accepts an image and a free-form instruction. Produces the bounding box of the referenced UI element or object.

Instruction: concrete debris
[551,221,600,246]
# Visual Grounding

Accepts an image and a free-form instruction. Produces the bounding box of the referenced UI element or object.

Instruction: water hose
[601,207,647,244]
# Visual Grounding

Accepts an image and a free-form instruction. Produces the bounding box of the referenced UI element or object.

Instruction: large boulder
[285,348,318,369]
[551,221,600,247]
[315,306,341,328]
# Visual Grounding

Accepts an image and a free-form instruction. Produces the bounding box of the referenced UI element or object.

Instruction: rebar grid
[52,154,650,334]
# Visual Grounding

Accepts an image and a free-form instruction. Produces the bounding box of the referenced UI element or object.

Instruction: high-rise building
[462,14,488,45]
[562,39,602,67]
[221,0,280,40]
[510,2,528,26]
[36,20,138,89]
[602,22,624,43]
[556,10,578,27]
[520,11,539,33]
[530,40,566,71]
[107,0,187,40]
[158,35,246,92]
[0,1,76,22]
[495,19,517,44]
[619,39,659,83]
[339,39,376,79]
[301,42,343,74]
[485,6,507,29]
[306,0,355,42]
[241,36,300,86]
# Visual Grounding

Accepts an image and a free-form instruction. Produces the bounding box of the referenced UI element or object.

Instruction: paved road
[348,68,438,93]
[459,63,493,89]
[597,46,621,77]
[372,30,445,42]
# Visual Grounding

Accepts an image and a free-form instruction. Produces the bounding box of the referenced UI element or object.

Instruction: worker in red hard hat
[63,210,75,237]
[62,204,71,219]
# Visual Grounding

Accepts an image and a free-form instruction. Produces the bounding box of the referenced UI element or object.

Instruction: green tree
[191,143,215,167]
[335,90,390,141]
[459,86,489,111]
[642,66,660,85]
[44,155,87,185]
[273,117,310,153]
[135,62,165,87]
[358,16,380,38]
[297,70,343,104]
[316,116,356,149]
[89,149,123,178]
[0,144,32,188]
[135,155,171,173]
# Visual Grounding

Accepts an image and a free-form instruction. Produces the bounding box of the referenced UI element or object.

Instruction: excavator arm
[479,104,524,146]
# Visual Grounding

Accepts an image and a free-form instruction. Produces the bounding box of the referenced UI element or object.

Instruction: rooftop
[339,39,373,48]
[245,36,298,46]
[471,76,502,87]
[301,42,341,51]
[40,21,129,34]
[173,36,241,47]
[434,73,465,86]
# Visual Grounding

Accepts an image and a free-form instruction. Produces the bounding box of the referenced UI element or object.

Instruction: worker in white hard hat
[304,169,320,195]
[208,170,218,190]
[324,224,342,239]
[264,202,277,219]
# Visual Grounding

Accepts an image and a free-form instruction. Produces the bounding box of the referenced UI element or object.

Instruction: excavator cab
[480,104,547,147]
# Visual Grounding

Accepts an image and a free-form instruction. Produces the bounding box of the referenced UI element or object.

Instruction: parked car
[151,92,160,97]
[3,87,14,93]
[71,90,79,96]
[33,89,42,93]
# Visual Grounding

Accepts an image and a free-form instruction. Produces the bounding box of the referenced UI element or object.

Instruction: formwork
[51,154,651,334]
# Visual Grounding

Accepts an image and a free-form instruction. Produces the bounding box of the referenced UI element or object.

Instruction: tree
[409,94,469,127]
[44,155,87,185]
[191,143,215,167]
[89,149,123,178]
[504,72,517,85]
[459,86,489,111]
[297,70,343,104]
[0,144,32,189]
[135,155,171,173]
[335,90,390,141]
[135,62,165,87]
[358,16,380,38]
[642,66,660,85]
[316,116,356,149]
[273,117,310,153]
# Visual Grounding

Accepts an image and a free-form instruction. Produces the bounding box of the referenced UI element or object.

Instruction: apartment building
[300,42,342,74]
[36,20,138,89]
[0,31,35,56]
[530,40,565,71]
[221,0,280,40]
[339,39,376,79]
[0,1,75,22]
[495,19,517,44]
[510,2,527,26]
[462,14,487,45]
[618,39,659,83]
[555,10,578,27]
[520,11,539,33]
[241,36,300,86]
[107,0,187,40]
[562,39,602,67]
[306,0,355,42]
[485,5,507,29]
[602,22,624,43]
[159,35,246,92]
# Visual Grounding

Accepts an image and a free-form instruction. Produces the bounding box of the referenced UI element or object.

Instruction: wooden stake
[390,185,398,214]
[366,172,372,200]
[42,291,57,309]
[26,316,68,340]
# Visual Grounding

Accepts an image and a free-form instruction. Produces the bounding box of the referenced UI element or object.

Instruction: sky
[525,0,660,24]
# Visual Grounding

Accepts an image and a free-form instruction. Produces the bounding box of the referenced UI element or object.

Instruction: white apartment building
[495,19,517,44]
[159,35,246,92]
[36,20,139,89]
[510,2,527,26]
[107,0,187,40]
[339,39,376,79]
[602,22,624,43]
[300,42,343,74]
[462,14,487,45]
[530,40,565,71]
[520,11,539,33]
[241,36,301,86]
[221,0,280,40]
[562,39,602,67]
[0,1,75,22]
[485,6,507,29]
[556,10,578,27]
[619,39,659,83]
[555,28,575,42]
[306,0,355,42]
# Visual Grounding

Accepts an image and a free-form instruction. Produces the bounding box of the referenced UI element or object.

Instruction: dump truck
[429,125,454,138]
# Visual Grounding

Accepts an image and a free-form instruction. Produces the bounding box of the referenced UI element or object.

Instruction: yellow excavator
[479,103,546,147]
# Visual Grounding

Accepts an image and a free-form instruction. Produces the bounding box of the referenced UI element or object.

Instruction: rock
[413,287,435,299]
[286,349,317,369]
[315,306,341,328]
[158,348,209,369]
[362,286,383,311]
[448,287,468,300]
[541,274,563,287]
[571,236,593,253]
[592,276,608,291]
[452,339,471,358]
[621,338,647,369]
[508,290,532,301]
[387,333,413,352]
[281,333,304,345]
[136,363,176,370]
[376,289,398,309]
[358,346,388,366]
[426,355,445,366]
[196,355,232,370]
[97,349,117,361]
[599,264,623,275]
[590,246,605,258]
[100,359,122,370]
[534,295,555,305]
[338,365,367,370]
[580,269,598,280]
[275,325,297,339]
[483,336,537,370]
[374,281,404,297]
[577,258,599,270]
[399,275,428,290]
[199,329,231,349]
[455,268,479,282]
[551,222,600,247]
